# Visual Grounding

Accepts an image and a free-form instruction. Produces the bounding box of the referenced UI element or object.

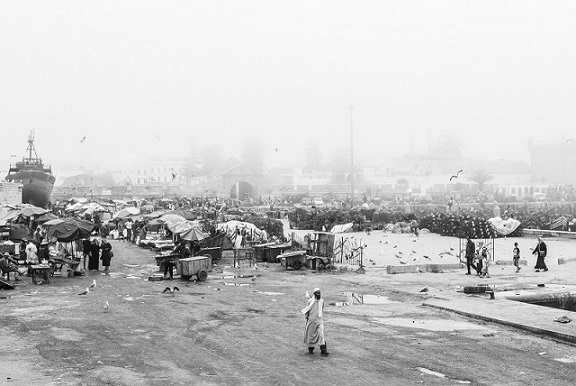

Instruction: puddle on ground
[340,292,400,305]
[372,318,493,332]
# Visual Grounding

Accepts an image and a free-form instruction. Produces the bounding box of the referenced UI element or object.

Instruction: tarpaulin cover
[180,227,208,242]
[487,217,521,236]
[34,212,59,223]
[330,222,354,233]
[165,210,196,220]
[159,213,186,225]
[143,210,166,219]
[44,217,97,242]
[9,224,30,241]
[20,205,48,217]
[217,220,266,242]
[115,207,140,219]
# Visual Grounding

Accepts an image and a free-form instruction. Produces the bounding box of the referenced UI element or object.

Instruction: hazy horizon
[2,1,576,178]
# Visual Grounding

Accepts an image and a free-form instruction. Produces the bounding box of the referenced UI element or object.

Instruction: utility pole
[350,106,354,207]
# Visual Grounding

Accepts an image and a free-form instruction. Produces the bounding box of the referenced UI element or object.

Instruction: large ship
[5,131,56,208]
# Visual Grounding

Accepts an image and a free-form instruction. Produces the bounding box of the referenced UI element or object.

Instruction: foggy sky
[1,0,576,177]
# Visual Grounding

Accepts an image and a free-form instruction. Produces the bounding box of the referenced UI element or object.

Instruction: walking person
[533,237,548,272]
[513,242,521,273]
[100,237,113,275]
[465,236,477,275]
[301,288,329,356]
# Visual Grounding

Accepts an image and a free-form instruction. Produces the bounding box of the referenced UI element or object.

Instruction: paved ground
[2,232,576,385]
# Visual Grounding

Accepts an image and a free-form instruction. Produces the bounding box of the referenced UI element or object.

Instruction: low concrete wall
[495,259,527,266]
[387,263,464,274]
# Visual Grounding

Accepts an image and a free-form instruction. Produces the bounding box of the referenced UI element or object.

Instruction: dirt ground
[3,233,576,386]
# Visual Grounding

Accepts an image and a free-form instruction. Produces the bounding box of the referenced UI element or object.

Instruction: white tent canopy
[330,223,354,233]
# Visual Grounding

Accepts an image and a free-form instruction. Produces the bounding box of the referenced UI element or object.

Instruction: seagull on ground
[78,287,90,295]
[88,279,97,289]
[104,301,110,313]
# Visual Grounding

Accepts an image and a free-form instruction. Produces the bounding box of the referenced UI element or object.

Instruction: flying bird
[163,286,180,295]
[172,173,177,180]
[10,154,17,157]
[305,291,311,298]
[104,301,110,313]
[567,139,575,144]
[275,148,279,152]
[88,279,97,289]
[393,244,398,248]
[79,136,86,143]
[450,170,464,181]
[78,287,90,295]
[423,255,430,259]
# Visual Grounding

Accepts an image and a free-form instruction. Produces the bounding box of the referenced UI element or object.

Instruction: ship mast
[26,130,39,161]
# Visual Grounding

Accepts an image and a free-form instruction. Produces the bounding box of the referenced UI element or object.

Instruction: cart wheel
[292,261,302,270]
[197,270,208,281]
[317,261,325,270]
[181,275,191,280]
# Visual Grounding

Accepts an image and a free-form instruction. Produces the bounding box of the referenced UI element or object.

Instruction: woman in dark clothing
[532,237,548,272]
[89,239,100,271]
[100,238,113,274]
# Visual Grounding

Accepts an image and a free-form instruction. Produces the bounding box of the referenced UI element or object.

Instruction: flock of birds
[78,279,111,313]
[366,232,458,266]
[76,279,183,313]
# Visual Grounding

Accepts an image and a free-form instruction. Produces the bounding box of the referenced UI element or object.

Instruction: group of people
[465,236,549,277]
[464,237,492,278]
[82,237,113,274]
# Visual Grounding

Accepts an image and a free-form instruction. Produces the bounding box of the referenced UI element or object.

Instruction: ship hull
[7,170,55,208]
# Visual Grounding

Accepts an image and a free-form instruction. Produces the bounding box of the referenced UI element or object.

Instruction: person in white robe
[301,288,329,356]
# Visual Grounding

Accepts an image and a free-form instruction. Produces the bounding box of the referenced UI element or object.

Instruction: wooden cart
[176,255,212,281]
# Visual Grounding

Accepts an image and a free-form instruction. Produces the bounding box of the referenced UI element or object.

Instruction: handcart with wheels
[176,255,212,281]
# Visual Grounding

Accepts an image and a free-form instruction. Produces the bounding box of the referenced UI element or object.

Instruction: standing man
[465,236,476,275]
[25,239,39,265]
[513,242,521,273]
[533,237,548,272]
[301,288,329,356]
